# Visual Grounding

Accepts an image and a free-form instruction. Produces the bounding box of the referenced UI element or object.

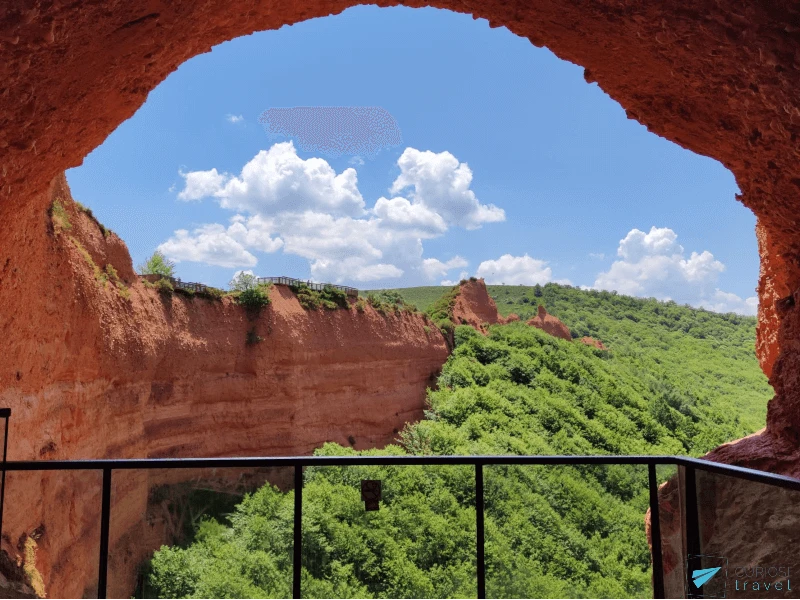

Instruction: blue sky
[66,6,759,314]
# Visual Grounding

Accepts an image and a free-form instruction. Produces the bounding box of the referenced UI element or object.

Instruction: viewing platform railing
[257,276,359,297]
[2,453,799,599]
[139,275,359,298]
[140,274,213,294]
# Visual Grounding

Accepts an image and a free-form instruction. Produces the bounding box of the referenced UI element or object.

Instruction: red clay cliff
[0,176,449,597]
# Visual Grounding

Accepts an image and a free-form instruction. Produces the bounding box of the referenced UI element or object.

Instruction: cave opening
[3,2,800,599]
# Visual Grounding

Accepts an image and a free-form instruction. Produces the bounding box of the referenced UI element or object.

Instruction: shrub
[246,327,263,345]
[50,199,71,231]
[175,286,195,298]
[155,278,174,295]
[469,276,478,282]
[104,264,130,301]
[196,287,225,301]
[423,325,431,334]
[355,297,367,312]
[290,283,350,311]
[366,290,417,314]
[229,271,258,292]
[237,284,271,309]
[426,285,460,334]
[138,251,175,278]
[70,237,107,286]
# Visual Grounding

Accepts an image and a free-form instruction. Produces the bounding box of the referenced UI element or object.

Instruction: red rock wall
[0,176,448,597]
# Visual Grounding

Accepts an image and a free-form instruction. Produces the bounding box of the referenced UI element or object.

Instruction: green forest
[144,284,771,599]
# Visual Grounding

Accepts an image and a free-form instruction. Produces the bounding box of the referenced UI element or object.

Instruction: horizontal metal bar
[0,454,676,471]
[677,455,800,492]
[1,454,798,491]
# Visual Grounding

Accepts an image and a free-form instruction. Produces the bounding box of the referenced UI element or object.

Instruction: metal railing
[2,453,800,599]
[140,274,214,295]
[257,276,359,297]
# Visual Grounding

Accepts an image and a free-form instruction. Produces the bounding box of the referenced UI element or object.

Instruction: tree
[229,270,258,292]
[138,251,175,277]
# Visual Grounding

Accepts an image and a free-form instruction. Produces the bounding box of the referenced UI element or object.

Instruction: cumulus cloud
[593,226,757,315]
[227,114,244,124]
[390,148,505,229]
[421,256,469,280]
[157,224,259,268]
[177,168,228,201]
[176,141,365,216]
[373,196,447,236]
[164,144,506,283]
[476,254,560,286]
[441,271,470,286]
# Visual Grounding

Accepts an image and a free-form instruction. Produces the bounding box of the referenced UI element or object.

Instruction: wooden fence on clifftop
[256,276,359,297]
[140,274,359,297]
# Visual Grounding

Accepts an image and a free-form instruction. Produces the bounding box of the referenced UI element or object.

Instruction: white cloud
[165,144,506,283]
[177,168,228,201]
[349,156,365,166]
[440,271,471,286]
[593,226,757,315]
[310,257,403,283]
[699,290,759,315]
[177,141,365,217]
[372,196,447,236]
[476,254,556,286]
[589,252,605,260]
[157,224,259,268]
[390,148,505,229]
[226,214,285,253]
[226,114,244,124]
[421,256,469,280]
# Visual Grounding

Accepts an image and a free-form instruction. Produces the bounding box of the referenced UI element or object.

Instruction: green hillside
[374,282,770,432]
[144,287,772,598]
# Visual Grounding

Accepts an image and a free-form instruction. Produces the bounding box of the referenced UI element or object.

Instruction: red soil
[527,305,572,341]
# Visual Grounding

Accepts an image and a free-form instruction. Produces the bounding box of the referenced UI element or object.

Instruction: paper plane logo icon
[692,567,722,588]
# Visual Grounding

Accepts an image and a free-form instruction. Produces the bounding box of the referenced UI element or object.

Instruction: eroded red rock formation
[0,177,448,597]
[527,305,572,341]
[580,336,608,350]
[451,279,505,333]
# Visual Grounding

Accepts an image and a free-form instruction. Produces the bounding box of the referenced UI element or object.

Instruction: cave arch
[10,1,800,432]
[3,3,800,596]
[3,3,800,445]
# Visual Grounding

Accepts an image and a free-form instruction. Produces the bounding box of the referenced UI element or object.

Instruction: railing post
[293,465,303,599]
[648,464,665,599]
[475,463,486,599]
[684,465,702,594]
[98,468,112,599]
[0,409,10,545]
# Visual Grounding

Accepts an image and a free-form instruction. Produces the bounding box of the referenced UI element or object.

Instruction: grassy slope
[373,283,771,434]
